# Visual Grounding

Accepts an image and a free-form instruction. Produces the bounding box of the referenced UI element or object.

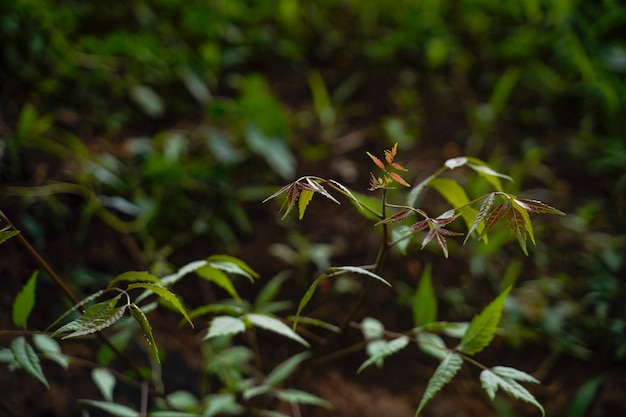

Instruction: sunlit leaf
[129,304,160,364]
[466,157,513,191]
[413,264,437,327]
[108,271,161,287]
[367,151,386,170]
[195,265,240,301]
[298,189,315,220]
[329,266,391,287]
[13,271,38,329]
[357,336,409,373]
[415,352,463,416]
[246,313,310,348]
[389,171,410,187]
[205,316,246,340]
[457,286,511,355]
[11,336,49,388]
[128,283,194,328]
[480,366,544,416]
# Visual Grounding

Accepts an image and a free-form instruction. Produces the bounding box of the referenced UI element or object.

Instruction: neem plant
[1,143,563,417]
[263,143,564,415]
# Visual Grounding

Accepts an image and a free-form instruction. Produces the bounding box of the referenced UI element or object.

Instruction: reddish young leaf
[367,152,386,171]
[389,172,411,187]
[515,199,565,216]
[384,143,398,164]
[390,162,408,171]
[480,200,509,239]
[506,205,528,255]
[368,173,383,191]
[435,233,450,258]
[376,210,413,225]
[408,219,429,232]
[465,193,495,244]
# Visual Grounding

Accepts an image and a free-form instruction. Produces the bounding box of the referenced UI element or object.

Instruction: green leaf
[195,265,240,301]
[512,199,536,244]
[457,286,511,355]
[357,336,409,373]
[205,316,246,340]
[207,254,259,281]
[246,313,310,348]
[92,368,116,402]
[11,336,49,388]
[12,271,38,329]
[108,271,161,287]
[329,266,391,287]
[255,272,289,308]
[46,290,106,332]
[287,316,340,333]
[298,189,315,220]
[568,375,605,417]
[275,389,332,409]
[466,157,513,191]
[0,230,20,244]
[79,399,139,417]
[264,352,310,387]
[161,260,208,286]
[53,298,127,339]
[33,334,69,369]
[128,283,194,328]
[413,265,437,327]
[415,352,463,416]
[480,366,544,416]
[415,331,448,361]
[129,304,160,364]
[293,273,329,330]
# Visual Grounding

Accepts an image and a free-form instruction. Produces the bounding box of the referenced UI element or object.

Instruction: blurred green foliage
[2,0,625,377]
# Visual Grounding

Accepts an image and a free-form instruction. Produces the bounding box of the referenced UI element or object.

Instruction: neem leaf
[457,286,511,355]
[293,273,328,330]
[413,265,437,327]
[79,399,139,417]
[264,351,310,387]
[128,283,194,328]
[246,313,310,348]
[480,366,544,416]
[466,157,513,191]
[329,266,391,287]
[506,203,530,255]
[480,200,509,240]
[298,189,315,220]
[207,254,259,281]
[46,290,106,332]
[0,230,20,244]
[515,199,565,216]
[195,264,241,301]
[108,271,161,287]
[464,193,495,244]
[129,304,160,364]
[13,271,38,329]
[32,334,69,369]
[357,336,409,373]
[275,389,332,409]
[415,352,463,416]
[11,336,49,388]
[53,298,126,339]
[205,316,246,340]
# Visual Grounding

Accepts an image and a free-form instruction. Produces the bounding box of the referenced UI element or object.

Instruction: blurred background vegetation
[1,0,625,416]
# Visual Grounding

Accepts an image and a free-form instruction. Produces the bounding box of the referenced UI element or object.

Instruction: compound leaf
[457,286,510,355]
[246,313,310,348]
[416,352,463,416]
[480,366,544,416]
[13,271,38,329]
[129,304,160,364]
[128,283,194,328]
[11,336,49,388]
